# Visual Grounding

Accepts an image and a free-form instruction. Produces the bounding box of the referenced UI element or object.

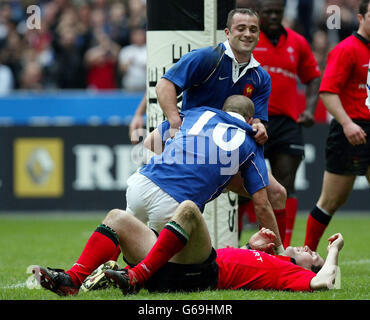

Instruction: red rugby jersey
[253,28,321,121]
[319,33,370,121]
[215,247,315,292]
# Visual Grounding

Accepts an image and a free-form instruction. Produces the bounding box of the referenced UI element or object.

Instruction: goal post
[146,0,238,248]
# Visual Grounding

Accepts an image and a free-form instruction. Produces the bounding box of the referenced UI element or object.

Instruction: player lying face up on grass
[89,200,341,294]
[32,95,286,295]
[33,200,342,295]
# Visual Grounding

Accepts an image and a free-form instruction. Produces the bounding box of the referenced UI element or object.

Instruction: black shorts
[144,248,219,293]
[326,119,370,175]
[264,115,305,158]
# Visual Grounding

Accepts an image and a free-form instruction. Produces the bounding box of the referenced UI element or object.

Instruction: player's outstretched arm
[251,188,284,254]
[309,233,344,290]
[129,94,147,144]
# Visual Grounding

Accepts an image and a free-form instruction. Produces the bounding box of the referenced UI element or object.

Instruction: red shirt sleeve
[319,44,355,94]
[297,36,321,84]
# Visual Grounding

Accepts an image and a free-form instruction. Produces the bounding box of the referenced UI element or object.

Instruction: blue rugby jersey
[162,41,271,122]
[139,107,269,211]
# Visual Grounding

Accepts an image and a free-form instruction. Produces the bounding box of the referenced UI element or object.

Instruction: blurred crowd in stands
[0,0,147,93]
[0,0,361,94]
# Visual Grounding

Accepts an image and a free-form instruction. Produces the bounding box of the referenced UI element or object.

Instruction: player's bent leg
[103,209,157,265]
[169,200,213,265]
[305,171,355,251]
[269,153,302,195]
[83,210,157,294]
[105,201,213,295]
[269,152,302,247]
[316,171,356,214]
[265,172,287,210]
[34,209,125,296]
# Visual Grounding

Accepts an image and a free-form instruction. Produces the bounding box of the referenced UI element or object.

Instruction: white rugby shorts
[125,171,180,233]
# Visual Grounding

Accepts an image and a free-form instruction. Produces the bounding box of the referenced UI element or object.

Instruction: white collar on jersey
[223,40,260,83]
[226,111,246,123]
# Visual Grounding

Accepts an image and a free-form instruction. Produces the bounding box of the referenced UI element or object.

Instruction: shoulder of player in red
[253,27,320,120]
[254,27,321,83]
[319,32,369,120]
[320,32,369,94]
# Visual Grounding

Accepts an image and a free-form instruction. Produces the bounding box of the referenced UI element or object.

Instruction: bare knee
[177,200,199,218]
[267,182,287,209]
[103,208,130,230]
[174,200,201,226]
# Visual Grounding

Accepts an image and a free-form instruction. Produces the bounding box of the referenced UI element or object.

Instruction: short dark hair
[311,264,322,274]
[359,0,370,16]
[255,0,286,12]
[226,8,260,29]
[222,95,255,118]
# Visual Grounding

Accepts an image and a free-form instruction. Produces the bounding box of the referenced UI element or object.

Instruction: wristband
[245,242,252,250]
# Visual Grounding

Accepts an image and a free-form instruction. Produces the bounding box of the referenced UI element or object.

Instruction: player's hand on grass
[327,233,344,252]
[249,227,276,251]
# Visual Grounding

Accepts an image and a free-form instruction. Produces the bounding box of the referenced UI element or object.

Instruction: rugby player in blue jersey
[33,95,284,296]
[156,8,287,248]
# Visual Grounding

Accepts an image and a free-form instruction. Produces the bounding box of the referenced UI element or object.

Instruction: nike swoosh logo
[219,76,229,80]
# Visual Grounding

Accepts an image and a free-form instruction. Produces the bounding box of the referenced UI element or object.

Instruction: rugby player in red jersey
[240,0,321,248]
[304,0,370,251]
[97,200,341,294]
[33,200,342,295]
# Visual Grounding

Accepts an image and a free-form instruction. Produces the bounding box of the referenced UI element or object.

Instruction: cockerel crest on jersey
[243,84,255,98]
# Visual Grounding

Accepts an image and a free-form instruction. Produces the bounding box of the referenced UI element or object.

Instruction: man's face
[359,3,370,39]
[285,246,325,271]
[259,0,284,33]
[225,13,260,61]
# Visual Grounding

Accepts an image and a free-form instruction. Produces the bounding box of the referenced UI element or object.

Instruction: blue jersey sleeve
[241,147,269,195]
[162,46,219,94]
[251,68,271,123]
[157,120,171,143]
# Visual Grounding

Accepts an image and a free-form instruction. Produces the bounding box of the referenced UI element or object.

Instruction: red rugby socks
[274,208,286,245]
[283,197,298,247]
[66,224,120,286]
[304,205,332,251]
[129,221,189,286]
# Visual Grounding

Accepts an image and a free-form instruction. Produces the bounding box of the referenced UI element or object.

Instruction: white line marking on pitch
[342,259,370,265]
[1,282,27,289]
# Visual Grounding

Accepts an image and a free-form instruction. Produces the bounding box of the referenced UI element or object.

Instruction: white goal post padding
[146,0,238,248]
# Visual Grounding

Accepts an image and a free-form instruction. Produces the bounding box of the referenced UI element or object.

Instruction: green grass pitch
[0,212,369,300]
